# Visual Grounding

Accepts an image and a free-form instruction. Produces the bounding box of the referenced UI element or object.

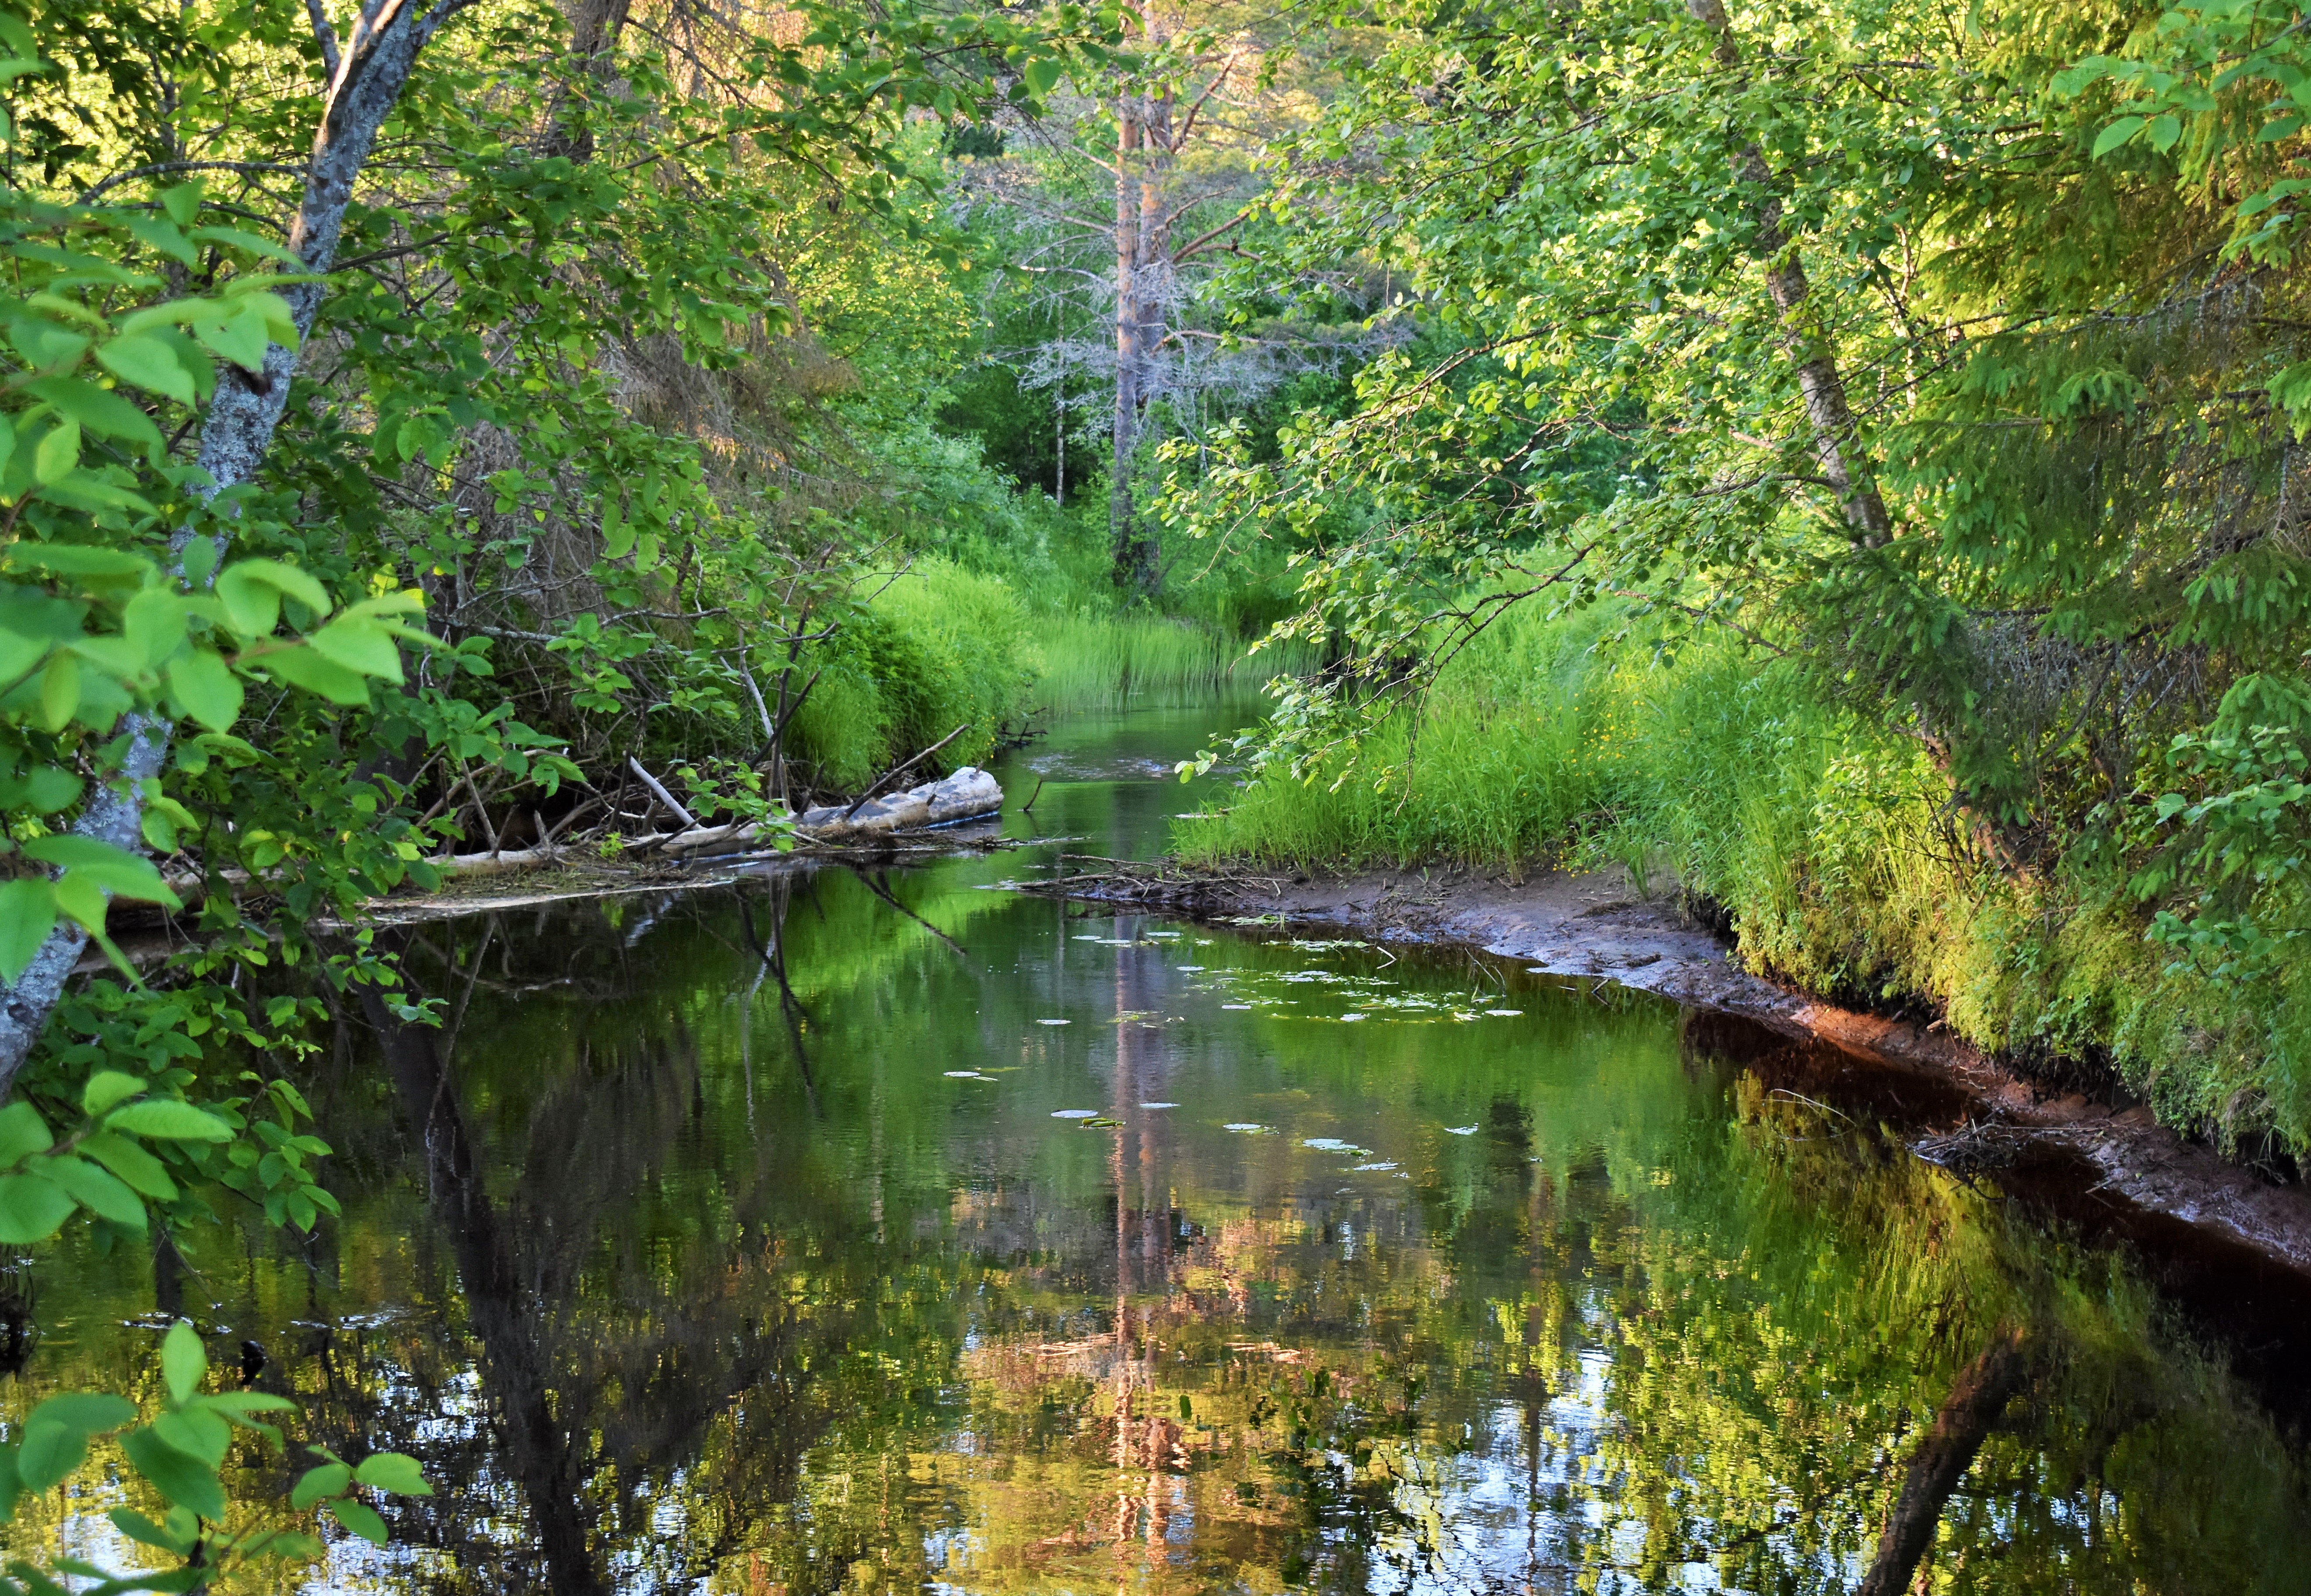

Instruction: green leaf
[28,1393,137,1434]
[261,645,372,705]
[188,301,272,371]
[18,1397,136,1490]
[160,1319,206,1405]
[52,870,107,935]
[104,1100,233,1142]
[32,417,80,484]
[1023,57,1063,96]
[123,587,188,668]
[150,1408,229,1468]
[2093,115,2147,157]
[160,183,202,226]
[120,1425,225,1521]
[35,1154,146,1231]
[78,1131,178,1201]
[22,835,179,905]
[0,1102,52,1168]
[108,1507,196,1554]
[2147,113,2182,153]
[306,617,403,681]
[14,1419,83,1493]
[215,565,280,636]
[36,650,78,731]
[601,504,634,558]
[290,1461,352,1510]
[15,764,83,813]
[3,543,149,578]
[141,806,180,853]
[122,216,198,268]
[0,880,55,985]
[25,377,164,453]
[82,1070,147,1118]
[194,230,302,270]
[325,1497,389,1546]
[351,1451,431,1497]
[229,559,330,616]
[165,649,243,731]
[0,1171,79,1242]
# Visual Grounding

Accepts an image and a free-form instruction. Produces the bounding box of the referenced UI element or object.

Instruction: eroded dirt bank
[1022,856,2311,1280]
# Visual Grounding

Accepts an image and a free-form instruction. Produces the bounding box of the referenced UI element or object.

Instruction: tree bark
[1854,1326,2030,1596]
[1687,0,1891,546]
[1109,0,1168,596]
[0,0,481,1097]
[1112,87,1148,592]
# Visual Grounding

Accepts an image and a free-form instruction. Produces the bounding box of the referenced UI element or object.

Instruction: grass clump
[1033,613,1320,713]
[786,558,1037,792]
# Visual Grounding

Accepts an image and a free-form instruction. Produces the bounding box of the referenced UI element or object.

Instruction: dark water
[13,699,2311,1593]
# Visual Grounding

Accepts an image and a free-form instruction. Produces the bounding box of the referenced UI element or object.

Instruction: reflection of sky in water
[4,696,2308,1593]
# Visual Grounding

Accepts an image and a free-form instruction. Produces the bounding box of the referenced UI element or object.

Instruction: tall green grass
[1177,602,2311,1157]
[1032,613,1319,713]
[786,558,1038,791]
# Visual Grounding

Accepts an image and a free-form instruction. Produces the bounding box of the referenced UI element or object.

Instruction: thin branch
[306,0,342,78]
[78,160,304,207]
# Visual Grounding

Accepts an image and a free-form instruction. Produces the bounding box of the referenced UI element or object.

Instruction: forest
[2,0,2311,1584]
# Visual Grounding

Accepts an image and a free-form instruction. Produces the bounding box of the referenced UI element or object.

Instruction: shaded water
[11,699,2311,1593]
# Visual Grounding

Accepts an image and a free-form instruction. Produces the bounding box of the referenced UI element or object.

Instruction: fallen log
[795,766,1003,842]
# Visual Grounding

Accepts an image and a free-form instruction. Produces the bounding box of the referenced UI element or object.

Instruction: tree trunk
[1111,88,1150,592]
[540,0,634,160]
[0,0,481,1097]
[1855,1327,2030,1596]
[1109,0,1169,596]
[1687,0,1891,546]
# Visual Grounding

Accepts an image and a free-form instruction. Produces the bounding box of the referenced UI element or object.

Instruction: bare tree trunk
[1109,0,1170,596]
[0,0,482,1097]
[1111,85,1148,592]
[1855,1327,2030,1596]
[1687,0,1891,546]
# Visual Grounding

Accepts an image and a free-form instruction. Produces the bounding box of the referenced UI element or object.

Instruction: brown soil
[1022,856,2311,1278]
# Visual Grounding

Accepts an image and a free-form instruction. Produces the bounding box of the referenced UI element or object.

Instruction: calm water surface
[13,698,2311,1593]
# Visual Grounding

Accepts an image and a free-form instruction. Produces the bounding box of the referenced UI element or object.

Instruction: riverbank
[1022,855,2311,1277]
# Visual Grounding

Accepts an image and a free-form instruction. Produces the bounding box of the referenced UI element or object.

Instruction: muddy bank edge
[1024,858,2311,1278]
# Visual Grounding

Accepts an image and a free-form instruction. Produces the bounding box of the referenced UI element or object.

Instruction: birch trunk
[0,0,482,1096]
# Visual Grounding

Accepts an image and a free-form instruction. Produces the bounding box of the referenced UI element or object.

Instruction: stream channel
[13,695,2311,1593]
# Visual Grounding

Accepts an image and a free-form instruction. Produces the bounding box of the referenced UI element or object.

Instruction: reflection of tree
[17,882,2311,1594]
[358,951,604,1595]
[1856,1326,2030,1596]
[341,917,857,1594]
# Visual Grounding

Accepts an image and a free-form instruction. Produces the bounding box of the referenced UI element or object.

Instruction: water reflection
[7,703,2311,1593]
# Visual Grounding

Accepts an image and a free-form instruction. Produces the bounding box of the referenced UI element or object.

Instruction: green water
[9,699,2311,1593]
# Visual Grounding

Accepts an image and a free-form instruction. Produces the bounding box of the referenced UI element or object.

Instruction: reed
[1032,612,1318,712]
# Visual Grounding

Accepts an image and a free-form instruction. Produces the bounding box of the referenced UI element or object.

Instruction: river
[11,696,2311,1593]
